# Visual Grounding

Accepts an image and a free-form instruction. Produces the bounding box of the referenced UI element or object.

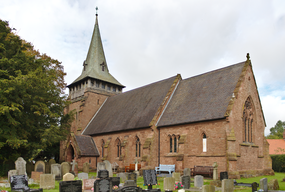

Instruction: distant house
[267,134,285,155]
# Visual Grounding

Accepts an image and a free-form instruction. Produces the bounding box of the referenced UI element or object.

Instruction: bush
[271,155,285,172]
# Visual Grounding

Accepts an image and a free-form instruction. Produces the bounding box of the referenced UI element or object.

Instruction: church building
[60,13,273,179]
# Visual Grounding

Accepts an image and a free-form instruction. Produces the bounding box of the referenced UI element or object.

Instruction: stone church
[60,13,273,179]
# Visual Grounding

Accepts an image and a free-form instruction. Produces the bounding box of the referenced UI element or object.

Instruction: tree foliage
[0,19,72,165]
[266,120,285,139]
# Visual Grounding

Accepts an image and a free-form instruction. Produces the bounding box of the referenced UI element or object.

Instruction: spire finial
[96,7,98,16]
[246,53,250,61]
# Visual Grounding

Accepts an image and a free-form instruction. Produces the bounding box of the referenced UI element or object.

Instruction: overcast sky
[1,0,284,136]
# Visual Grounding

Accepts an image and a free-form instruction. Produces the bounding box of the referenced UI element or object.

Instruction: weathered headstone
[127,172,137,183]
[172,172,181,183]
[49,159,56,165]
[83,162,90,173]
[222,179,234,192]
[63,172,75,181]
[98,169,109,179]
[103,160,113,177]
[35,161,45,173]
[124,180,136,187]
[8,169,17,182]
[220,172,228,181]
[40,174,55,189]
[94,178,112,192]
[31,171,43,182]
[260,178,268,192]
[111,177,120,187]
[252,182,258,192]
[15,157,26,175]
[202,185,215,192]
[117,172,127,183]
[194,175,204,188]
[181,175,190,189]
[143,170,157,187]
[78,172,88,180]
[10,175,29,191]
[164,177,175,191]
[83,179,96,190]
[51,163,61,180]
[61,162,70,177]
[212,162,218,180]
[183,168,191,176]
[59,180,82,192]
[268,179,279,190]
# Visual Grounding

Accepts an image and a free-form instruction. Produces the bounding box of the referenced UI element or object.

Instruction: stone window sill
[240,142,258,148]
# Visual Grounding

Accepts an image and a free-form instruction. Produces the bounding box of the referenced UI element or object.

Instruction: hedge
[271,154,285,172]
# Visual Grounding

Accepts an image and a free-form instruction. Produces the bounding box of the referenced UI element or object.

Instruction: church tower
[65,10,125,135]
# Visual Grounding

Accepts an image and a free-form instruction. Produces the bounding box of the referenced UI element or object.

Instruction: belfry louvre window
[243,97,254,142]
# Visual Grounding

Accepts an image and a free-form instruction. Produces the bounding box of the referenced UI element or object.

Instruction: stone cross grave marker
[83,179,96,190]
[260,178,268,192]
[59,180,82,192]
[164,177,175,191]
[194,175,204,188]
[78,172,88,180]
[222,179,234,192]
[63,172,75,181]
[183,168,191,176]
[103,160,113,177]
[212,162,218,180]
[202,185,215,192]
[83,162,90,173]
[127,172,137,183]
[94,178,112,192]
[143,170,157,189]
[61,162,70,177]
[35,160,45,173]
[98,170,109,179]
[51,164,61,180]
[8,169,17,183]
[10,175,29,191]
[15,157,26,175]
[181,175,190,189]
[40,174,55,189]
[220,171,228,181]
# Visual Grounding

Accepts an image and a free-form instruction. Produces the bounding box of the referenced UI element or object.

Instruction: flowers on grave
[113,185,119,190]
[91,187,94,191]
[174,182,183,190]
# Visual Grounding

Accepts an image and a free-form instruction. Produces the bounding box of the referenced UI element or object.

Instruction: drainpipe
[158,127,160,166]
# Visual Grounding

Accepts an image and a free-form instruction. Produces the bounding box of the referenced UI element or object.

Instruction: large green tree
[0,19,72,167]
[266,120,285,139]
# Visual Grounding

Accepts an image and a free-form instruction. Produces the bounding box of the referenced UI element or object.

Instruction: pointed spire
[70,9,124,87]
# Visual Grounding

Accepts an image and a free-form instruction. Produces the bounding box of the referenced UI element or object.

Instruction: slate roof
[75,135,99,157]
[82,76,177,135]
[267,139,285,155]
[157,62,246,127]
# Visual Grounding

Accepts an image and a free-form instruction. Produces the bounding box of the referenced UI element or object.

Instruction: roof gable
[75,135,99,157]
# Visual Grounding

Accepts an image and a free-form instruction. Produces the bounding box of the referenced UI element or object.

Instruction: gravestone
[26,161,34,176]
[143,170,157,189]
[8,169,17,182]
[194,175,204,188]
[10,175,29,191]
[111,177,120,187]
[63,172,75,181]
[268,179,279,190]
[59,180,82,192]
[98,169,109,179]
[83,162,90,173]
[252,182,258,192]
[172,172,180,183]
[83,179,96,190]
[94,178,112,192]
[103,160,113,177]
[164,177,175,191]
[31,171,43,182]
[49,159,56,165]
[212,162,218,180]
[78,172,88,180]
[117,173,127,183]
[51,163,61,180]
[183,168,191,176]
[220,172,228,181]
[202,185,215,192]
[97,162,106,177]
[260,178,268,192]
[15,157,26,175]
[222,179,234,192]
[127,172,137,183]
[45,161,50,173]
[40,174,55,189]
[181,175,190,189]
[121,186,143,192]
[35,161,45,173]
[61,162,70,177]
[124,180,136,187]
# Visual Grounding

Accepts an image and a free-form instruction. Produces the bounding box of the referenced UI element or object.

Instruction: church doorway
[66,144,75,162]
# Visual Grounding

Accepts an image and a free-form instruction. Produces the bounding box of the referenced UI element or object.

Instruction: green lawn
[1,172,285,192]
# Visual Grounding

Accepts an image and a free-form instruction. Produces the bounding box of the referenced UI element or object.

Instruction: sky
[0,0,284,136]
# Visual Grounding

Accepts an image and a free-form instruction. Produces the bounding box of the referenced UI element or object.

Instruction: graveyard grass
[1,172,285,191]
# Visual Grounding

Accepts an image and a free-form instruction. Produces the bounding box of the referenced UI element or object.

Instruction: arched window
[116,139,121,157]
[243,97,254,143]
[169,136,172,153]
[202,133,207,152]
[136,137,141,157]
[101,140,105,157]
[169,135,179,153]
[174,137,177,153]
